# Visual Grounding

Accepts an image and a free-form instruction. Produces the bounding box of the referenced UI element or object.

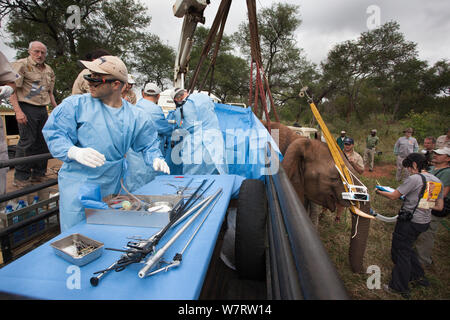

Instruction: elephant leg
[349,213,371,273]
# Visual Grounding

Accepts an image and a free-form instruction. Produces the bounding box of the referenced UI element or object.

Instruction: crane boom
[172,0,210,88]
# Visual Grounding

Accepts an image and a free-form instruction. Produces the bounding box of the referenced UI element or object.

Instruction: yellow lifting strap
[308,101,374,219]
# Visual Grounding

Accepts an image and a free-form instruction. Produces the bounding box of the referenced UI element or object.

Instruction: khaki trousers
[364,148,376,170]
[415,214,443,266]
[396,156,410,181]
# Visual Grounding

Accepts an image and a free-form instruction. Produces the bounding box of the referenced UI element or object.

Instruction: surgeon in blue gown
[42,56,170,231]
[124,83,174,192]
[170,88,227,175]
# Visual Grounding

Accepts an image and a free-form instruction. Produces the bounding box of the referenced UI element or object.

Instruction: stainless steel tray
[50,233,104,266]
[85,194,184,228]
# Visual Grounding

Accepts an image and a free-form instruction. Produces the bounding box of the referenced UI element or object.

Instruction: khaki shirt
[345,150,364,173]
[436,135,450,149]
[0,51,20,83]
[13,56,55,106]
[124,89,137,105]
[71,68,91,95]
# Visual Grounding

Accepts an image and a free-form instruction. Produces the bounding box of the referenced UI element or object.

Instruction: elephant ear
[282,138,309,203]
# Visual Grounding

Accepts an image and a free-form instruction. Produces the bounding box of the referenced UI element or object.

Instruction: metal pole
[138,188,222,278]
[0,153,53,169]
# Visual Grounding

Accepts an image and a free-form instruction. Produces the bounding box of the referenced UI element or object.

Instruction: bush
[400,111,449,142]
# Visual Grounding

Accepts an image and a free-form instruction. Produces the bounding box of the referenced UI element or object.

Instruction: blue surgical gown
[173,93,228,175]
[42,94,163,231]
[123,98,173,192]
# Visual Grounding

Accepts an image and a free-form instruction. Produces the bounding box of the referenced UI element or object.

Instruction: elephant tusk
[351,206,375,219]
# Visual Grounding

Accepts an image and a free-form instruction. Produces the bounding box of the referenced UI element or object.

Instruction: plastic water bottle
[31,196,39,205]
[15,200,27,211]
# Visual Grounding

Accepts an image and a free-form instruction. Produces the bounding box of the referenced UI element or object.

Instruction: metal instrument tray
[50,233,104,266]
[85,194,184,228]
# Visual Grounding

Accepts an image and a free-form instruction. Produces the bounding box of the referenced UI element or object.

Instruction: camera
[397,209,413,221]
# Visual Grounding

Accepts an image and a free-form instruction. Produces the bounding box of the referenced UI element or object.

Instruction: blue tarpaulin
[214,103,282,180]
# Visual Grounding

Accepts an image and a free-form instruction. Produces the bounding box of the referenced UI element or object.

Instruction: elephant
[263,121,371,273]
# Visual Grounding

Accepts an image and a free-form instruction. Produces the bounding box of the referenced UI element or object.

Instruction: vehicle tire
[235,179,268,280]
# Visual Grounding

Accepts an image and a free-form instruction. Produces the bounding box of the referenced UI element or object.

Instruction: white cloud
[1,0,448,67]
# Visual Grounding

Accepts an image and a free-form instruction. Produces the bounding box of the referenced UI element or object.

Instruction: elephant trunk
[348,202,371,273]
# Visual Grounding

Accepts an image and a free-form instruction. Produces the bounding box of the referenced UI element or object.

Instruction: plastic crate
[0,195,59,248]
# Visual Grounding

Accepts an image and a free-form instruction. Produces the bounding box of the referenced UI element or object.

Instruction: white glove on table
[153,158,170,174]
[68,146,106,168]
[0,85,14,100]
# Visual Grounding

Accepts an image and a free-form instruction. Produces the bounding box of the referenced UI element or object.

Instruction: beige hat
[433,147,450,156]
[143,83,161,95]
[79,55,128,83]
[371,129,377,133]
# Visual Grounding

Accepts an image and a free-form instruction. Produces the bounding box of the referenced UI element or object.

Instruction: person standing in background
[436,128,450,149]
[394,128,419,181]
[364,129,379,172]
[9,41,57,187]
[0,51,21,194]
[336,130,347,150]
[421,136,436,170]
[122,74,137,104]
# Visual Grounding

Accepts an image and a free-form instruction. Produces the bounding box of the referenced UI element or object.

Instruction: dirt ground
[5,158,62,194]
[362,163,396,179]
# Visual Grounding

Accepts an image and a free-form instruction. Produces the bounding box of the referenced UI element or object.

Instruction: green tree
[233,2,318,120]
[0,0,174,100]
[129,34,176,90]
[187,26,249,103]
[321,21,418,121]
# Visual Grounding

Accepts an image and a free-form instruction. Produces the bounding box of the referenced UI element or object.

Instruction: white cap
[143,83,161,95]
[127,74,136,84]
[433,147,450,156]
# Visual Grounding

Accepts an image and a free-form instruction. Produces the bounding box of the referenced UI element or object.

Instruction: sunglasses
[84,74,120,85]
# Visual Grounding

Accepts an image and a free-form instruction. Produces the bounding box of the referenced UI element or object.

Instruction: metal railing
[0,153,53,169]
[0,153,59,266]
[264,144,349,300]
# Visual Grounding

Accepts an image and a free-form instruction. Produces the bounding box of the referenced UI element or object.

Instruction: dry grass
[316,165,450,300]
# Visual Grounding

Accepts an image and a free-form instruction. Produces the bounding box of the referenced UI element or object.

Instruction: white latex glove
[0,85,14,100]
[153,158,170,174]
[68,146,106,168]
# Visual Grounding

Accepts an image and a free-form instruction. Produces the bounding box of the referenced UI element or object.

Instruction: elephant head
[265,122,371,273]
[282,137,351,212]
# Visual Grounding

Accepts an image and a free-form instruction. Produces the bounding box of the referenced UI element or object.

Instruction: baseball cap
[127,74,136,84]
[433,147,450,156]
[371,129,377,133]
[143,82,161,95]
[340,130,346,134]
[343,137,354,145]
[79,55,128,83]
